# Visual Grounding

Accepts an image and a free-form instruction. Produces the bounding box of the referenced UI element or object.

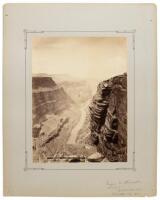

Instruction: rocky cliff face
[89,73,127,162]
[32,76,73,125]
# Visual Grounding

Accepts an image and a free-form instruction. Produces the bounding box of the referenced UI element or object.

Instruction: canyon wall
[89,73,127,162]
[32,76,73,126]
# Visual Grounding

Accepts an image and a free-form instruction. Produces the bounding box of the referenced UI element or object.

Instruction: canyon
[32,73,127,162]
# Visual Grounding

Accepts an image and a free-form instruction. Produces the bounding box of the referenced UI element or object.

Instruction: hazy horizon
[32,37,127,81]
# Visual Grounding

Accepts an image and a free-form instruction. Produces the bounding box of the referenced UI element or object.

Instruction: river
[67,100,90,145]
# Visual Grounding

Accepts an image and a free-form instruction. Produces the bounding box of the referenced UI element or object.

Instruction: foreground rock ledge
[89,73,127,162]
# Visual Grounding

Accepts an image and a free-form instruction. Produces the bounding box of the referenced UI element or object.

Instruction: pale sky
[32,37,127,81]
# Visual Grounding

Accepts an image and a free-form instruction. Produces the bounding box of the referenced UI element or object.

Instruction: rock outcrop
[32,76,73,126]
[89,73,127,162]
[87,152,104,162]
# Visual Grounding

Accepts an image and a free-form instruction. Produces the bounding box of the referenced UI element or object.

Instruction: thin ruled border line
[132,31,136,171]
[24,30,136,171]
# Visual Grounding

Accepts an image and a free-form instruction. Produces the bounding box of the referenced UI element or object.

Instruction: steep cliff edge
[89,73,127,162]
[32,76,73,125]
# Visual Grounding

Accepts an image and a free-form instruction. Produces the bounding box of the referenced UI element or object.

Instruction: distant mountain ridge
[32,76,57,89]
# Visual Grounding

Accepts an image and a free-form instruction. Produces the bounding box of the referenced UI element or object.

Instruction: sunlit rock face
[89,73,127,162]
[32,76,73,125]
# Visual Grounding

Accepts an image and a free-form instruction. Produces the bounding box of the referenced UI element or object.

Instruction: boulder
[87,152,104,162]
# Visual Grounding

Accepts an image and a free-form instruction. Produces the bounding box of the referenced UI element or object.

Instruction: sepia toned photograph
[32,37,127,163]
[3,3,157,196]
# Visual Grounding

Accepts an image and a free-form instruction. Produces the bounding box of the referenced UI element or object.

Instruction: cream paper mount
[3,4,157,197]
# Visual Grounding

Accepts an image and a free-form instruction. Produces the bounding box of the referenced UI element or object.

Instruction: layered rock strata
[32,76,73,126]
[89,73,127,162]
